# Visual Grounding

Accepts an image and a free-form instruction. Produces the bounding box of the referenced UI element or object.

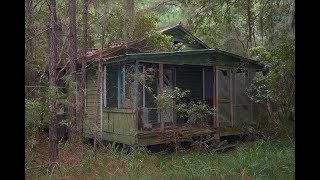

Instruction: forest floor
[25,134,295,179]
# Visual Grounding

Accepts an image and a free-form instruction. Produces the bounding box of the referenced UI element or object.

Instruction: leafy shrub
[154,87,215,125]
[247,35,295,132]
[25,99,44,135]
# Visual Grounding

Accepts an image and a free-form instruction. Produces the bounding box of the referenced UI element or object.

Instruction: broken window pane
[218,69,230,100]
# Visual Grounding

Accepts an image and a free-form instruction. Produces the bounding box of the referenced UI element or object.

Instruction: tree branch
[145,0,179,11]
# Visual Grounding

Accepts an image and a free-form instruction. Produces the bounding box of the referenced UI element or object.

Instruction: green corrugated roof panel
[103,49,264,70]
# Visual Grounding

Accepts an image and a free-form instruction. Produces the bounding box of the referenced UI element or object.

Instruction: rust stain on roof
[77,43,125,63]
[77,24,181,63]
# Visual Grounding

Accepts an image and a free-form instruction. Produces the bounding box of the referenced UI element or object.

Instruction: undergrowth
[26,135,295,179]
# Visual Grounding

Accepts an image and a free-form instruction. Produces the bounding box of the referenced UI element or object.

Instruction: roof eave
[102,49,264,69]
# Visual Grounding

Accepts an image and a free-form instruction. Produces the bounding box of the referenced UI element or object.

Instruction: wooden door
[216,67,233,127]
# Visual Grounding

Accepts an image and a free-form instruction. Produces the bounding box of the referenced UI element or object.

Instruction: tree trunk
[260,8,264,45]
[25,0,39,99]
[47,0,59,163]
[246,0,253,57]
[76,0,89,144]
[159,63,164,132]
[126,0,135,20]
[25,0,33,59]
[252,23,256,47]
[289,0,295,37]
[68,0,78,144]
[93,1,109,153]
[123,0,134,48]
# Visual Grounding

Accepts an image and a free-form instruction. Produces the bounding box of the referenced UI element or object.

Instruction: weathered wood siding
[83,68,96,136]
[84,66,137,145]
[102,109,136,145]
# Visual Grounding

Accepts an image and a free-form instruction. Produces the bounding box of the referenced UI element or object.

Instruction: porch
[84,49,268,146]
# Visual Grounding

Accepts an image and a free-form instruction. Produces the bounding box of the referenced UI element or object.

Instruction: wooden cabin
[80,24,268,146]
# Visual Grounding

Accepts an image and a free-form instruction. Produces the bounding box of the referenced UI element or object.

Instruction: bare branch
[231,22,246,53]
[252,0,272,22]
[145,0,179,11]
[25,27,50,42]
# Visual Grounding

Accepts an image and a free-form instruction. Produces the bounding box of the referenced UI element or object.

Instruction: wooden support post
[202,68,205,100]
[248,68,254,123]
[172,66,177,124]
[159,63,164,132]
[122,65,126,101]
[232,68,236,127]
[214,66,219,128]
[117,65,121,108]
[100,66,103,139]
[133,61,139,111]
[212,66,216,128]
[134,61,139,131]
[230,69,234,127]
[142,65,145,108]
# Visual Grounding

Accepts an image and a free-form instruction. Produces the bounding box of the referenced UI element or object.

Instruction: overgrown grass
[26,135,295,179]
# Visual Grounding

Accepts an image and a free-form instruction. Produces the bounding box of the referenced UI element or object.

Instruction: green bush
[154,87,215,125]
[25,99,44,135]
[247,35,295,132]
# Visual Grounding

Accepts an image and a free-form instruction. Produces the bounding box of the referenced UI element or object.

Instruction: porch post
[202,68,205,100]
[159,63,164,132]
[100,66,103,139]
[232,68,236,127]
[213,66,219,128]
[212,66,215,128]
[230,69,234,127]
[117,65,121,108]
[248,68,254,123]
[133,61,139,111]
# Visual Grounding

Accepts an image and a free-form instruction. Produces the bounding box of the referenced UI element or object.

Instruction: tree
[246,0,253,55]
[76,0,89,144]
[176,0,294,57]
[25,0,34,60]
[123,0,135,50]
[93,0,110,153]
[68,0,78,144]
[248,34,295,133]
[289,0,295,37]
[47,0,59,163]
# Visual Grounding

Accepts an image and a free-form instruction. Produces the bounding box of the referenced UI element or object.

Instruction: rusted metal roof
[77,42,126,63]
[77,24,192,63]
[78,23,209,63]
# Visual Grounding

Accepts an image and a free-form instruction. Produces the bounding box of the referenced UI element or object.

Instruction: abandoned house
[77,24,268,146]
